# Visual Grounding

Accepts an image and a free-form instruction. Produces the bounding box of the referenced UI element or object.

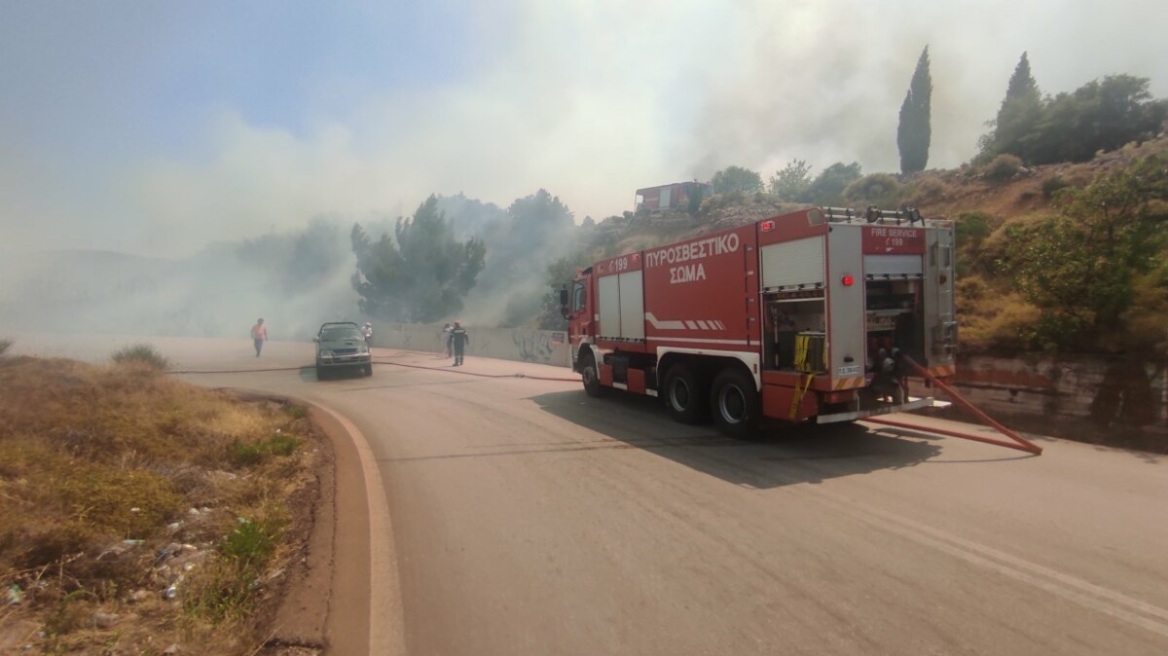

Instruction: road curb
[257,396,404,655]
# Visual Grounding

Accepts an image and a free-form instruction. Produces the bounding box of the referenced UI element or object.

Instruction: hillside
[596,133,1168,249]
[914,133,1168,220]
[570,134,1168,354]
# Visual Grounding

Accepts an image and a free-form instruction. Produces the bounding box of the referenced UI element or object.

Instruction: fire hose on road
[169,353,1043,454]
[863,355,1044,455]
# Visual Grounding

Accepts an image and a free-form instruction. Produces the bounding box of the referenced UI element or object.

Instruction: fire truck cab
[561,206,956,436]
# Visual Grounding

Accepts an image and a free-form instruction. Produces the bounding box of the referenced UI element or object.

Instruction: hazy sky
[2,0,1166,258]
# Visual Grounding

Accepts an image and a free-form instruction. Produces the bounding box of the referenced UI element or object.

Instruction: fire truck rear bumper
[815,396,941,424]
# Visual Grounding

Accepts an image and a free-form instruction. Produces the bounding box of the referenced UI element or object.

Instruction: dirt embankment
[0,354,331,655]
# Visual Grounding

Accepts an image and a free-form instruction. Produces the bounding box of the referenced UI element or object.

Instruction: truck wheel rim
[670,380,690,410]
[720,386,746,423]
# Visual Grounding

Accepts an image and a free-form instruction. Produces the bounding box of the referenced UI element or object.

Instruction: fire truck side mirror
[559,287,570,318]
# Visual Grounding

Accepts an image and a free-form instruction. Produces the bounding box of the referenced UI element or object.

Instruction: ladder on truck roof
[820,205,928,226]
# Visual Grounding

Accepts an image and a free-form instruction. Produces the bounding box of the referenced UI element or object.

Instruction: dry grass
[0,354,319,655]
[954,276,1042,353]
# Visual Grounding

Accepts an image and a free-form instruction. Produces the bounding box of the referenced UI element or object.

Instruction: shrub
[983,154,1023,183]
[110,344,169,370]
[906,175,948,205]
[221,515,287,567]
[955,211,993,245]
[955,280,1041,354]
[843,173,902,208]
[1042,174,1071,198]
[228,434,301,467]
[0,338,11,356]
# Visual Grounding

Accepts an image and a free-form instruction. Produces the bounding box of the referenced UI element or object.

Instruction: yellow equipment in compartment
[793,332,827,373]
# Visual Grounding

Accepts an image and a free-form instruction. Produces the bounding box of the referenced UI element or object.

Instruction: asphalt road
[12,335,1168,655]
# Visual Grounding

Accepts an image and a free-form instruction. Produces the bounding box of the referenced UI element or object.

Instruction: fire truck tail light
[841,274,855,287]
[760,220,776,232]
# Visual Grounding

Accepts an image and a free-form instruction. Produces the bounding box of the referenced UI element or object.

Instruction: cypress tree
[989,52,1043,162]
[897,46,933,175]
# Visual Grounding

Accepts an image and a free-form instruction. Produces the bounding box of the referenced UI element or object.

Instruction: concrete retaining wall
[370,322,572,368]
[929,354,1168,449]
[949,355,1167,427]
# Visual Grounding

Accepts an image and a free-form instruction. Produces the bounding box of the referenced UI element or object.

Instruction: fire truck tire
[711,368,760,437]
[664,364,707,424]
[580,353,606,398]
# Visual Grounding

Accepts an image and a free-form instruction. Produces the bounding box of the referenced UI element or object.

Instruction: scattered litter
[96,543,129,560]
[6,584,21,605]
[130,507,141,513]
[93,612,120,628]
[156,543,183,563]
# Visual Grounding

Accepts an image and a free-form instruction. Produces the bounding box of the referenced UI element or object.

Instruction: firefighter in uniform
[449,321,469,366]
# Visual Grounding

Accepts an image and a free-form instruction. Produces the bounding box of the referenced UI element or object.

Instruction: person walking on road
[449,321,469,366]
[250,318,268,357]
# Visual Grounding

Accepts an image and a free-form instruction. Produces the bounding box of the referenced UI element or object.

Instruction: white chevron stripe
[645,314,735,332]
[644,312,686,330]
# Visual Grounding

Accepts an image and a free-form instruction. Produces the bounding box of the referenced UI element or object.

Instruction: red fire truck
[560,206,957,436]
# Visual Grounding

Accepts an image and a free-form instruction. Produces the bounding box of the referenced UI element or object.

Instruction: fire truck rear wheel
[711,369,760,437]
[580,353,606,397]
[664,364,707,424]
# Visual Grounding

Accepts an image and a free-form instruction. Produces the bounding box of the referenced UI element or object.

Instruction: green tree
[1001,155,1168,350]
[710,166,763,194]
[768,159,812,201]
[1027,75,1167,165]
[804,162,862,206]
[483,190,576,325]
[979,52,1044,163]
[897,46,933,175]
[534,253,593,330]
[351,195,486,323]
